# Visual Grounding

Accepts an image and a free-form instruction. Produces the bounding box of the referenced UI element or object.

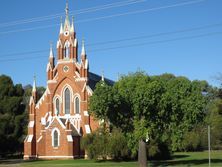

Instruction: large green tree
[89,71,210,159]
[205,99,222,150]
[0,75,26,156]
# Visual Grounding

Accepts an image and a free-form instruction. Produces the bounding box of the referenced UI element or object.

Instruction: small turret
[47,43,55,80]
[49,42,54,66]
[81,39,86,60]
[80,39,89,78]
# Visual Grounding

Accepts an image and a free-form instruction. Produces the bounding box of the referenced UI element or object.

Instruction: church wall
[24,2,102,160]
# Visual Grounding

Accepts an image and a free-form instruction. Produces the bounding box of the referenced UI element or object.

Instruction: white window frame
[51,128,60,148]
[53,95,61,116]
[74,94,81,115]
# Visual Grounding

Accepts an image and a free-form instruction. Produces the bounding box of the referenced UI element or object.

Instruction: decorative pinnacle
[60,16,63,34]
[32,75,36,92]
[81,39,86,56]
[70,16,75,33]
[49,41,53,58]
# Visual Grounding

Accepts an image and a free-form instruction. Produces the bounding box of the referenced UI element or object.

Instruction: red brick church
[24,3,113,160]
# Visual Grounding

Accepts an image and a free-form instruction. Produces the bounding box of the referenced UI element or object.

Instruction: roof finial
[49,41,54,58]
[70,16,75,33]
[32,75,36,92]
[81,38,86,56]
[65,0,69,17]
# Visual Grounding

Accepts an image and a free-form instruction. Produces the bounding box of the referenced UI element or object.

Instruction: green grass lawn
[0,151,222,167]
[161,150,222,167]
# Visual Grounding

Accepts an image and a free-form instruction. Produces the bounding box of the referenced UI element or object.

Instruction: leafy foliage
[81,128,129,160]
[89,71,211,159]
[0,75,26,155]
[205,99,222,150]
[0,75,45,157]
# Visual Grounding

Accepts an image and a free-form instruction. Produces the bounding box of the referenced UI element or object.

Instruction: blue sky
[0,0,222,87]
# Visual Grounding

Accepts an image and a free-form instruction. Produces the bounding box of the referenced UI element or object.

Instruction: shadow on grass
[95,159,135,163]
[0,159,41,165]
[150,159,222,167]
[171,154,190,159]
[0,159,24,165]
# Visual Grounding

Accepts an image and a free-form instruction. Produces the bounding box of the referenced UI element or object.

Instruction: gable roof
[88,72,114,90]
[45,117,80,136]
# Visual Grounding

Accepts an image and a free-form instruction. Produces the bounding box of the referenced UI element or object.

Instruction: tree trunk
[138,139,147,167]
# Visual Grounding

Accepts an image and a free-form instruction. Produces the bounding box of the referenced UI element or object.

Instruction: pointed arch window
[55,98,60,115]
[64,41,70,59]
[75,96,80,114]
[64,88,70,114]
[52,129,60,147]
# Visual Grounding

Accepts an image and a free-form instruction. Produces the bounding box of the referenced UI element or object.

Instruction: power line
[0,49,48,58]
[0,24,59,35]
[77,0,206,24]
[0,55,47,62]
[0,0,145,28]
[0,21,221,58]
[89,31,222,53]
[86,22,222,47]
[0,31,221,63]
[0,0,206,36]
[73,0,146,15]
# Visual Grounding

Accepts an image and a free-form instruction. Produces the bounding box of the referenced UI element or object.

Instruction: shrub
[81,128,130,160]
[147,139,172,160]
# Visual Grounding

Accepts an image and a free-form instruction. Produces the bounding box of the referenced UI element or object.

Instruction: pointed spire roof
[49,42,54,58]
[64,1,70,32]
[32,75,36,92]
[81,39,86,56]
